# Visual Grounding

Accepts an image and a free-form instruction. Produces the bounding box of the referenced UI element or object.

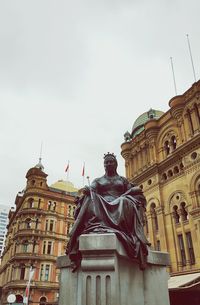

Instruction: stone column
[190,108,199,134]
[57,234,170,305]
[184,112,193,138]
[147,211,156,248]
[156,207,167,251]
[132,153,136,176]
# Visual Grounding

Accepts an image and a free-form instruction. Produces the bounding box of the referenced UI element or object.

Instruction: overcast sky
[1,0,200,207]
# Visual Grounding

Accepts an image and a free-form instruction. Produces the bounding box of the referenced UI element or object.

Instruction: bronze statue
[66,153,150,270]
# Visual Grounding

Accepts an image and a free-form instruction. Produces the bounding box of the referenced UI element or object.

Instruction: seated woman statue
[66,153,150,270]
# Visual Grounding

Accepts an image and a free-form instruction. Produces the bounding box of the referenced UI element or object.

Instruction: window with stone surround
[186,232,195,265]
[40,264,51,281]
[178,234,186,266]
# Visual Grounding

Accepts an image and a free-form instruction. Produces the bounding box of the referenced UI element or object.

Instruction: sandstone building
[121,81,200,302]
[0,160,77,305]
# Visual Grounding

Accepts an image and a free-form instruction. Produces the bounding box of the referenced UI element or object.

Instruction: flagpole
[67,160,69,182]
[24,266,34,305]
[186,34,197,83]
[82,162,85,186]
[39,141,43,163]
[170,57,177,95]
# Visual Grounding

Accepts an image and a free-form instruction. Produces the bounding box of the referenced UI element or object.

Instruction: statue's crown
[103,152,116,160]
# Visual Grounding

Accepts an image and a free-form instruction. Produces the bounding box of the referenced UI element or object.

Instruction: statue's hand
[82,186,90,195]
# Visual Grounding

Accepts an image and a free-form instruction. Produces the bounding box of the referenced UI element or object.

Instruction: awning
[168,273,200,290]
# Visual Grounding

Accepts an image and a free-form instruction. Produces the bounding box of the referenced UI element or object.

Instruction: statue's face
[104,157,117,172]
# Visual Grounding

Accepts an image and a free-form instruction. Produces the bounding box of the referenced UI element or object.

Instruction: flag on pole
[24,267,35,305]
[65,162,69,173]
[82,163,85,177]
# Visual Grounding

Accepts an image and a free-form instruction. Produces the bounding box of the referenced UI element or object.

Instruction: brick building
[0,160,77,305]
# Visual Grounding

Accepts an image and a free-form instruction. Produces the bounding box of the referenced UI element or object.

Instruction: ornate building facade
[0,161,77,305]
[121,81,200,299]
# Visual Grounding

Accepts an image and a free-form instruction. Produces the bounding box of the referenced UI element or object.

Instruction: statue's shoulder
[118,175,129,183]
[92,175,105,184]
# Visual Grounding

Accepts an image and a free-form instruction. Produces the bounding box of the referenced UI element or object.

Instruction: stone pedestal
[57,233,170,305]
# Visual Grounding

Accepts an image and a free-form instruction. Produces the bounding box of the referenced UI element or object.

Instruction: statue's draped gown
[66,174,150,269]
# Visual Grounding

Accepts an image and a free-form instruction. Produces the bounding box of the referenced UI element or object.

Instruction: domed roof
[50,180,78,194]
[132,109,164,137]
[26,158,47,179]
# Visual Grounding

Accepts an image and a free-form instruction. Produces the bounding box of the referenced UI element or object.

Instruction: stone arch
[146,197,160,212]
[189,172,200,207]
[189,172,200,193]
[157,124,179,146]
[40,296,48,305]
[27,197,34,208]
[167,190,187,214]
[156,125,179,159]
[16,295,23,303]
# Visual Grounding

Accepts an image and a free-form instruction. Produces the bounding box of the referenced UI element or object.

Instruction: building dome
[50,180,78,194]
[132,109,164,137]
[25,158,46,179]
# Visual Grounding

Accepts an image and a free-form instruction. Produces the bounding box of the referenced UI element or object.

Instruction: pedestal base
[57,233,170,305]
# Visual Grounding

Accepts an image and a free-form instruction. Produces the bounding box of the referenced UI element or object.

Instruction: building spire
[35,142,44,171]
[39,141,43,164]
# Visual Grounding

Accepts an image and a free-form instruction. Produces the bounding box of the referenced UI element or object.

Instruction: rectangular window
[47,241,52,255]
[178,234,186,266]
[20,265,25,280]
[38,198,41,209]
[43,241,46,254]
[44,264,50,281]
[23,242,28,253]
[186,232,195,265]
[40,264,44,281]
[45,220,48,231]
[49,220,54,232]
[156,240,161,251]
[33,240,36,253]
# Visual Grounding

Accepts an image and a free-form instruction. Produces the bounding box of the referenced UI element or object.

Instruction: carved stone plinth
[57,233,170,305]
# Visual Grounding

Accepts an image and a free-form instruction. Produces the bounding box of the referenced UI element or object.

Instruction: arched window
[171,135,177,150]
[174,166,179,174]
[73,206,76,217]
[164,140,170,156]
[16,295,23,303]
[162,173,167,181]
[168,170,173,178]
[23,240,29,253]
[173,205,180,224]
[156,240,161,251]
[180,202,188,221]
[48,201,52,210]
[28,198,34,208]
[40,297,47,305]
[25,218,31,229]
[150,203,158,231]
[68,205,71,217]
[53,202,56,211]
